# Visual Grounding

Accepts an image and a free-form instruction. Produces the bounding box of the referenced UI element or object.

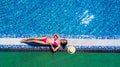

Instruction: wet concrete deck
[0,38,119,46]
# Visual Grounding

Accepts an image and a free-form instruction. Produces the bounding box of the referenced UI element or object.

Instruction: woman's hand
[51,33,57,38]
[52,33,60,39]
[51,45,60,52]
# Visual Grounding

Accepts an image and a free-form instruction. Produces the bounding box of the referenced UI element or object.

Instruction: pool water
[0,0,120,36]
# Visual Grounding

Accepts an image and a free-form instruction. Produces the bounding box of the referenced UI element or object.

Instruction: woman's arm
[51,45,60,52]
[52,33,60,39]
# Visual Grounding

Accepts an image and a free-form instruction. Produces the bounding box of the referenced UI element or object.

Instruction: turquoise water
[0,0,120,36]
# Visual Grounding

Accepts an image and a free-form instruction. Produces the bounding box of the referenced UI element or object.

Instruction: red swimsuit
[43,37,58,46]
[43,37,47,44]
[53,38,58,46]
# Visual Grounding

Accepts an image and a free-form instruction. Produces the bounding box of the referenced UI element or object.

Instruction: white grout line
[0,38,120,46]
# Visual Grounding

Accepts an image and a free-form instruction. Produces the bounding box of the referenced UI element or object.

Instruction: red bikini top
[53,38,58,46]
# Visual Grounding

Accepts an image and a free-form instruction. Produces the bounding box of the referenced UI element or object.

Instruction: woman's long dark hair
[61,39,68,49]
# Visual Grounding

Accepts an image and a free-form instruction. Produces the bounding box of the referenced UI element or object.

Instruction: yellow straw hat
[67,46,76,54]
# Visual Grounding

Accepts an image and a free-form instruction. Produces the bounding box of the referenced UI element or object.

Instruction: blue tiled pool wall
[0,0,120,35]
[0,34,120,39]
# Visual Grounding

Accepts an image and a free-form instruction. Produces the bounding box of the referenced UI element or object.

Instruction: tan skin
[21,33,66,52]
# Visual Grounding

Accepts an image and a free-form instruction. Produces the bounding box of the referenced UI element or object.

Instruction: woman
[21,33,68,52]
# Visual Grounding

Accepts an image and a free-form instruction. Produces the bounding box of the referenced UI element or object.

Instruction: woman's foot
[20,39,28,43]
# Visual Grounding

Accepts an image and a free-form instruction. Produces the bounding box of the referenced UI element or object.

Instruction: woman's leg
[21,37,47,43]
[21,39,46,45]
[26,37,46,40]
